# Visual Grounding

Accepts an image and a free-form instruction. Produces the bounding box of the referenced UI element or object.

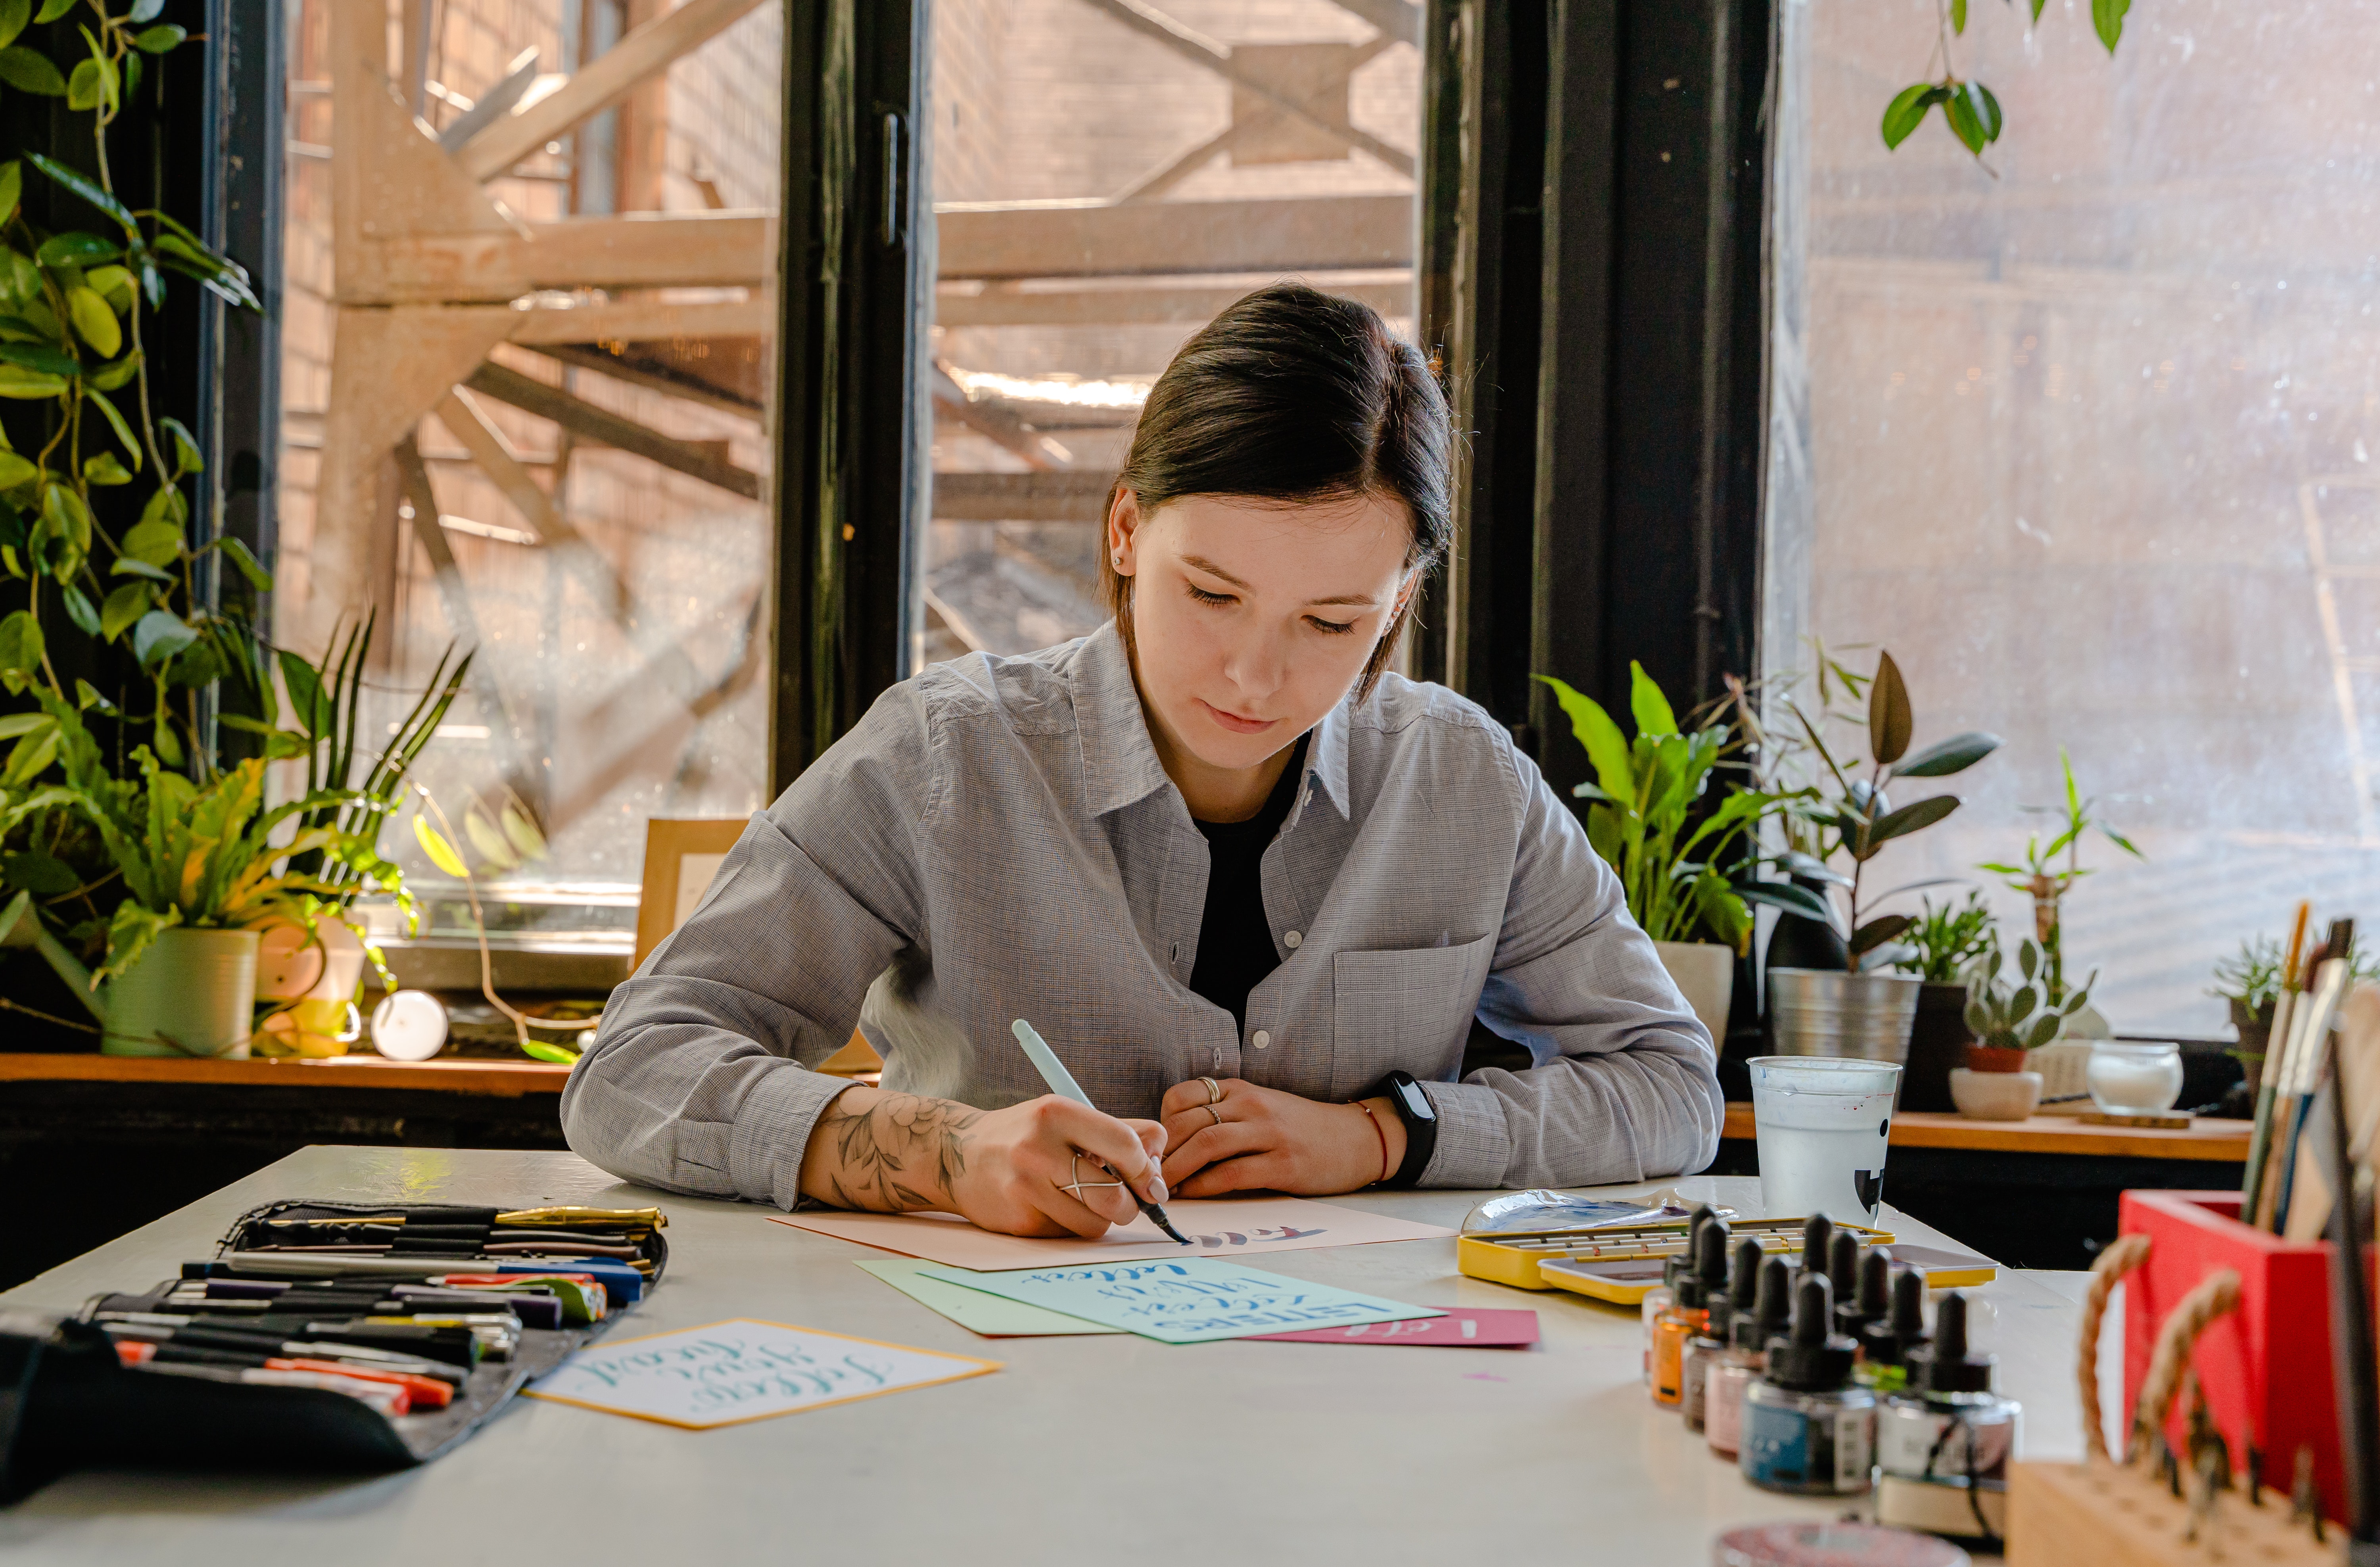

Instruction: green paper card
[855,1258,1123,1337]
[916,1256,1441,1344]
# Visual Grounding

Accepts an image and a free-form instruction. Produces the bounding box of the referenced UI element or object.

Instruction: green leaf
[83,261,131,311]
[2092,0,2128,53]
[130,607,196,669]
[75,29,116,115]
[1867,650,1913,765]
[35,231,115,268]
[0,364,65,400]
[2018,940,2039,980]
[82,451,132,486]
[1889,730,2002,778]
[160,415,201,478]
[120,42,137,98]
[131,22,182,51]
[150,712,182,766]
[0,0,27,51]
[73,677,113,713]
[86,348,139,391]
[521,1039,580,1066]
[0,44,65,95]
[31,0,71,21]
[1950,0,1966,33]
[58,582,96,636]
[1881,83,1947,151]
[0,452,33,490]
[0,341,77,378]
[111,552,176,580]
[413,813,470,878]
[1850,913,1916,956]
[98,580,146,638]
[65,285,119,357]
[1970,82,2004,144]
[218,535,272,591]
[0,160,18,223]
[1533,673,1635,805]
[40,481,88,556]
[2031,0,2047,19]
[1943,88,1988,155]
[278,648,330,735]
[2,848,75,894]
[1734,879,1836,926]
[65,56,101,110]
[128,0,165,20]
[1627,661,1679,739]
[1857,793,1961,858]
[500,799,546,860]
[0,608,42,672]
[86,388,137,461]
[0,711,41,739]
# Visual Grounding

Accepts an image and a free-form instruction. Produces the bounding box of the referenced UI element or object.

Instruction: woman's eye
[1307,616,1356,636]
[1186,584,1234,607]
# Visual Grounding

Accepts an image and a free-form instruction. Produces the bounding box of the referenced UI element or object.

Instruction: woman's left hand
[1157,1077,1405,1196]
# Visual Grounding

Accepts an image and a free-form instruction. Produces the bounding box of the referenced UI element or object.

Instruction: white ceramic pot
[101,926,261,1058]
[253,916,369,1057]
[1950,1067,2042,1121]
[1653,941,1735,1043]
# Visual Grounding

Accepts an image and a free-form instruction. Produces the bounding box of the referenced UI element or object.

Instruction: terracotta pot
[1964,1044,2031,1074]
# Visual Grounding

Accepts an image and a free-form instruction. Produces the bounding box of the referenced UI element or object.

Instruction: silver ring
[1204,1104,1224,1129]
[1060,1152,1125,1200]
[1201,1076,1222,1105]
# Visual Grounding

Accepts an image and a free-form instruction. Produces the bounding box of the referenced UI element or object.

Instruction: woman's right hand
[797,1083,1168,1238]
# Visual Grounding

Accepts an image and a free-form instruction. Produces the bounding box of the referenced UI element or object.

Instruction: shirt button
[1284,930,1303,949]
[1251,1030,1271,1050]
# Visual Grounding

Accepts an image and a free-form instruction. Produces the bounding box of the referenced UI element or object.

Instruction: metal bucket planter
[1766,968,1922,1065]
[100,927,261,1058]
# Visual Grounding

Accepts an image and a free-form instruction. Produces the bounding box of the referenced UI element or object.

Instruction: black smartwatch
[1373,1070,1438,1187]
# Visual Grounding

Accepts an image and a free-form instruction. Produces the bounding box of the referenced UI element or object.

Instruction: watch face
[1393,1078,1434,1122]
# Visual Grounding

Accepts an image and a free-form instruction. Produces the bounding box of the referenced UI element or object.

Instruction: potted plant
[2211,931,2376,1096]
[1889,889,1996,1111]
[1952,933,2094,1120]
[1762,649,2000,1064]
[1534,663,1817,1043]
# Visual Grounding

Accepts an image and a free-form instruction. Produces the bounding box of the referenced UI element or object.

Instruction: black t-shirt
[1187,734,1310,1030]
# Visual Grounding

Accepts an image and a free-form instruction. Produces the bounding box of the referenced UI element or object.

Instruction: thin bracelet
[1352,1100,1393,1186]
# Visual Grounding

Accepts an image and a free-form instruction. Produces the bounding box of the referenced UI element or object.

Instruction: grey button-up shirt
[561,622,1722,1206]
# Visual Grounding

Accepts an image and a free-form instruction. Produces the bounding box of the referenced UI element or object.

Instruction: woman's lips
[1197,699,1277,735]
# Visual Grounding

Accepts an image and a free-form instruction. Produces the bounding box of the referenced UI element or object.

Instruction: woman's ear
[1106,489,1140,577]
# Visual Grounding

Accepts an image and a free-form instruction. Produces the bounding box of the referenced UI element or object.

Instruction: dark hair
[1102,281,1452,703]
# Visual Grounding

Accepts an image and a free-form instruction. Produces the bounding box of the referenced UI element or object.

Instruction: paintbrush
[2259,918,2339,1230]
[2276,925,2355,1237]
[2314,1060,2380,1555]
[2244,901,2315,1219]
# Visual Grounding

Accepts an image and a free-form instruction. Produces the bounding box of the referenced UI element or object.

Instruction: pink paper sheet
[768,1194,1455,1270]
[1248,1307,1540,1348]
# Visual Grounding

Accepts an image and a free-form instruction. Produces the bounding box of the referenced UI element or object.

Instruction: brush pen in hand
[1010,1018,1190,1244]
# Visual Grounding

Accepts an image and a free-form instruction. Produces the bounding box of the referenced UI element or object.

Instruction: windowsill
[378,937,632,994]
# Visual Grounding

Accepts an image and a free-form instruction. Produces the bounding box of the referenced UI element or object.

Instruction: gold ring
[1202,1076,1222,1105]
[1205,1104,1224,1129]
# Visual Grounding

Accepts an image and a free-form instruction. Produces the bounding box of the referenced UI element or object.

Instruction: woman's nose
[1221,628,1290,700]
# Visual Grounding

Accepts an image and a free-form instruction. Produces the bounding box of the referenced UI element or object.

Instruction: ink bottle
[1856,1266,1930,1395]
[1706,1253,1791,1459]
[1642,1204,1711,1386]
[1739,1272,1876,1496]
[1652,1216,1724,1408]
[1833,1233,1887,1346]
[1875,1291,2019,1541]
[1681,1229,1751,1432]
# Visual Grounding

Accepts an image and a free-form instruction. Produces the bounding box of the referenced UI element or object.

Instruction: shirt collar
[1069,618,1357,822]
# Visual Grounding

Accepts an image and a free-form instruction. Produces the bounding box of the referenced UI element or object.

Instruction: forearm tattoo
[817,1092,983,1213]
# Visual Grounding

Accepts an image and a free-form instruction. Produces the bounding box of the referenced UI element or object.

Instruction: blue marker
[1011,1018,1190,1245]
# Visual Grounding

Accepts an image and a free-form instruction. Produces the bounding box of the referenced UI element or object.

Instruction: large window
[279,0,783,965]
[917,0,1423,668]
[1765,0,2377,1032]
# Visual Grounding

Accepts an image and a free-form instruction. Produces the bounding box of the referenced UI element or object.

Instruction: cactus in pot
[1963,935,2093,1073]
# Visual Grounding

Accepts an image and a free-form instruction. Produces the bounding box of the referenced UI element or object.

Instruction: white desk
[0,1148,2091,1564]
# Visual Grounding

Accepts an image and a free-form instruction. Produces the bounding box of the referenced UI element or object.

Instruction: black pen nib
[1148,1207,1192,1245]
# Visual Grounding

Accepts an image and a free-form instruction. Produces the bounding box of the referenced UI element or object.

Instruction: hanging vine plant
[1881,0,2135,168]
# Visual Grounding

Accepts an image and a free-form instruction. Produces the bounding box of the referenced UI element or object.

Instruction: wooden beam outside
[504,293,774,344]
[932,471,1112,524]
[436,388,587,550]
[1113,34,1394,204]
[937,277,1413,328]
[936,195,1412,281]
[929,361,1067,471]
[464,359,764,500]
[452,0,769,180]
[349,211,772,304]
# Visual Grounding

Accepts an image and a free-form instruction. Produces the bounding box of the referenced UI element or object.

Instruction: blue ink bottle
[1739,1271,1876,1496]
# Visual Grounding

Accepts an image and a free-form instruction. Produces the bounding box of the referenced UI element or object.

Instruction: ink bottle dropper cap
[1678,1216,1731,1312]
[1735,1254,1792,1351]
[1839,1245,1891,1338]
[1913,1290,1995,1395]
[1765,1273,1858,1392]
[1861,1266,1930,1365]
[1713,1236,1762,1342]
[1827,1230,1860,1321]
[1799,1213,1834,1277]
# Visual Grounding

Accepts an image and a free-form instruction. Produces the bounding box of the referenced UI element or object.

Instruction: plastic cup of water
[1749,1056,1904,1224]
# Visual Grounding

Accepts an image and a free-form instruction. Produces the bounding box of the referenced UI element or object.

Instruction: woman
[562,282,1722,1237]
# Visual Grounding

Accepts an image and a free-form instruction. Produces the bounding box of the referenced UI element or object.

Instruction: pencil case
[0,1197,668,1503]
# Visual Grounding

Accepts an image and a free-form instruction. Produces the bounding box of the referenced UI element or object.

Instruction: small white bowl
[1950,1067,2042,1121]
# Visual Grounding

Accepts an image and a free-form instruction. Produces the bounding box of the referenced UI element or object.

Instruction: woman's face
[1110,490,1415,777]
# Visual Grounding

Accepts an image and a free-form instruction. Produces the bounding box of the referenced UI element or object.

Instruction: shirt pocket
[1329,933,1497,1099]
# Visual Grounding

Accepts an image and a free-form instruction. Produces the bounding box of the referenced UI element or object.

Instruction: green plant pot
[100,927,261,1058]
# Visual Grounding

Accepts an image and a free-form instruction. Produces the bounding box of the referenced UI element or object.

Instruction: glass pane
[919,0,1422,669]
[278,0,781,962]
[1766,0,2377,1031]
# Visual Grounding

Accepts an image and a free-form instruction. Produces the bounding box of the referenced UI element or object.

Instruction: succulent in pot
[1962,935,2093,1072]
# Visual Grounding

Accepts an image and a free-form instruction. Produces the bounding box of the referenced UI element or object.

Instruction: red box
[2118,1189,2368,1521]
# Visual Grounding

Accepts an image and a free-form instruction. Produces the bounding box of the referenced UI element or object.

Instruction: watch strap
[1379,1071,1437,1187]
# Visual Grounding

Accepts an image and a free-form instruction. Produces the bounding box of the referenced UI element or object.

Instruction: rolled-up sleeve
[560,687,933,1208]
[1416,744,1724,1188]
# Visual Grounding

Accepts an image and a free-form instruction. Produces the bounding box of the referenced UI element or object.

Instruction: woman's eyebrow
[1180,553,1380,608]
